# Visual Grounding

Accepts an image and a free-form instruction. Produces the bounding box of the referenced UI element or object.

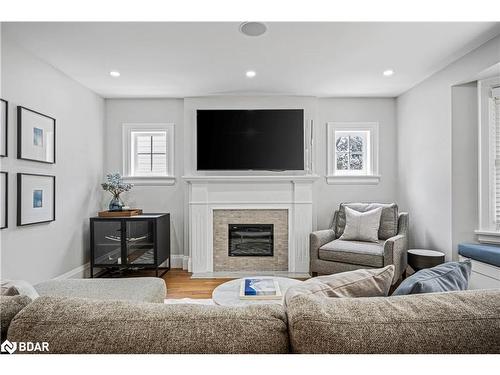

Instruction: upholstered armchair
[310,203,409,284]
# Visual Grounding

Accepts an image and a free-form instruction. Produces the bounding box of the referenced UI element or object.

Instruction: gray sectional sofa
[3,286,500,353]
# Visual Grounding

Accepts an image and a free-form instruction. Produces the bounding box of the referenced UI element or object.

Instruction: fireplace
[228,224,274,257]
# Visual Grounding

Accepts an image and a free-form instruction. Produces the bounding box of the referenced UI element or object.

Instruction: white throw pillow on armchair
[339,206,382,242]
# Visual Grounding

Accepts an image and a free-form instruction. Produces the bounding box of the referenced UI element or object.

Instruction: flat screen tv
[197,109,304,170]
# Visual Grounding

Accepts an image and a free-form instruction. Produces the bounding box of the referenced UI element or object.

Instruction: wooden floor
[157,268,409,299]
[162,269,233,299]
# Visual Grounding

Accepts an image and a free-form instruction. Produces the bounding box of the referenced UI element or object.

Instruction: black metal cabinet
[90,213,170,278]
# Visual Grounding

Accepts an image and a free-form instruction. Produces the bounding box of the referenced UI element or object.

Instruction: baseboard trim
[54,263,90,280]
[171,255,185,269]
[56,255,187,280]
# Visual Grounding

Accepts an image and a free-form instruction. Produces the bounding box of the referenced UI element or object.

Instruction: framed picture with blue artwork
[17,106,56,164]
[17,173,55,226]
[0,172,7,229]
[0,99,7,157]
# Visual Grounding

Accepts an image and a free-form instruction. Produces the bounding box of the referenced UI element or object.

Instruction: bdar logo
[1,340,17,354]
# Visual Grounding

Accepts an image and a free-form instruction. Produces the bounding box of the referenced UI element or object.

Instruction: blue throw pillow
[392,260,472,296]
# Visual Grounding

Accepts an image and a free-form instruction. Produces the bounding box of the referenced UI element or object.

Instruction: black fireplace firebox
[228,224,274,257]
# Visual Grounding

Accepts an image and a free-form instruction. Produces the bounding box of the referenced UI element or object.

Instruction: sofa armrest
[310,229,336,261]
[383,233,408,282]
[397,212,409,236]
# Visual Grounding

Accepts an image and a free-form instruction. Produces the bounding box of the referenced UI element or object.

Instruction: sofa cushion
[336,202,398,240]
[339,206,382,242]
[458,243,500,267]
[286,290,500,353]
[0,295,32,341]
[393,260,472,296]
[34,277,166,303]
[319,239,384,267]
[7,296,289,354]
[285,265,394,305]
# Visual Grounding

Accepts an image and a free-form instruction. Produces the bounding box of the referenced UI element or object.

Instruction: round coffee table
[408,249,445,271]
[212,276,302,306]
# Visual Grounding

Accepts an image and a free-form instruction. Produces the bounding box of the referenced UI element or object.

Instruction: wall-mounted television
[196,109,304,171]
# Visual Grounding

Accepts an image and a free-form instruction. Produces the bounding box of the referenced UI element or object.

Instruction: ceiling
[3,22,500,98]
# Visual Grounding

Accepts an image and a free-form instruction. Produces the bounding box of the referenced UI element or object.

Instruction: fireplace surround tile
[213,209,288,272]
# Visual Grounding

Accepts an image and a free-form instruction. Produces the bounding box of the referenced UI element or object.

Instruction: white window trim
[122,123,175,186]
[477,77,500,242]
[326,122,380,185]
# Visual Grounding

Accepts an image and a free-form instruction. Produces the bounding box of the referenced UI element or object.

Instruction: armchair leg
[311,272,318,277]
[402,269,407,279]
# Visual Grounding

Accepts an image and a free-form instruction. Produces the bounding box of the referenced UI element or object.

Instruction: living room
[1,0,499,371]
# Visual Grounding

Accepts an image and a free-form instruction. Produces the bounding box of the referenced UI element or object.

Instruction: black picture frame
[0,172,7,229]
[0,99,7,157]
[17,106,56,164]
[17,173,56,226]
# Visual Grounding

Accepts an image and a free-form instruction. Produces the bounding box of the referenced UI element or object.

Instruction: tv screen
[197,109,304,170]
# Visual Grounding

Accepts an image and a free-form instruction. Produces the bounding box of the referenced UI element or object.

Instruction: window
[326,122,379,184]
[491,87,500,225]
[476,77,500,243]
[122,123,175,185]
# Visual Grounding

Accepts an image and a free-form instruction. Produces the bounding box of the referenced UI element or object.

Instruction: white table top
[408,249,445,257]
[212,276,302,306]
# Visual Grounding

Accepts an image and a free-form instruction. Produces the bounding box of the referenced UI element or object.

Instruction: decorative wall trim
[474,229,500,244]
[122,176,176,186]
[326,175,381,185]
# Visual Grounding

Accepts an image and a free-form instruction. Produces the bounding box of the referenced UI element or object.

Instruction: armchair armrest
[310,229,336,261]
[383,212,409,282]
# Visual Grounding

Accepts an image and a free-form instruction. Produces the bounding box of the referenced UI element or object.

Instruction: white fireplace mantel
[184,175,318,277]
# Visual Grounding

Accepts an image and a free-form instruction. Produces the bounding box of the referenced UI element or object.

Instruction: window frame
[476,77,500,242]
[326,122,380,184]
[122,123,175,186]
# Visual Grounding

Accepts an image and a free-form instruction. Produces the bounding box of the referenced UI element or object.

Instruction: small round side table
[408,249,445,272]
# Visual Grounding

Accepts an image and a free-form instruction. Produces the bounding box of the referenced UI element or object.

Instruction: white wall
[0,38,104,283]
[397,35,500,260]
[102,96,398,261]
[104,99,185,258]
[316,98,398,230]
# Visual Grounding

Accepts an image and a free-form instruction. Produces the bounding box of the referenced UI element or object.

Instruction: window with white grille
[122,123,175,182]
[132,131,167,176]
[326,122,380,184]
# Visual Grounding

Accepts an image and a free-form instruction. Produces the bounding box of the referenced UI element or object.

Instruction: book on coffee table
[239,278,282,300]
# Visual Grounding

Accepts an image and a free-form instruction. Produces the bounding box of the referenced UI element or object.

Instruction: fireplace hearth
[228,224,274,257]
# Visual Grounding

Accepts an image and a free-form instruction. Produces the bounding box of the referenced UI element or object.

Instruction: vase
[108,195,124,211]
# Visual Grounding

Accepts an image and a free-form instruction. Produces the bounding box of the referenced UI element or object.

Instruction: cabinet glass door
[126,220,155,265]
[93,221,123,265]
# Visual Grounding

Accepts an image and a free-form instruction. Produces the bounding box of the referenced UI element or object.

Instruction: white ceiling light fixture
[239,22,267,37]
[246,70,256,78]
[383,69,394,77]
[109,71,121,77]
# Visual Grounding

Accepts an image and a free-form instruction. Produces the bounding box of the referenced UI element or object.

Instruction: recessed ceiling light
[246,70,256,78]
[239,22,267,37]
[110,71,121,77]
[383,69,394,77]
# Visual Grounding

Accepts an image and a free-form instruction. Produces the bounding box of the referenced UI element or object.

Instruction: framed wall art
[17,106,56,164]
[1,172,7,229]
[17,173,55,226]
[0,99,7,157]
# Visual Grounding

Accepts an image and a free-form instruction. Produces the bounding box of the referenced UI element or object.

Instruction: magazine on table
[239,278,282,300]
